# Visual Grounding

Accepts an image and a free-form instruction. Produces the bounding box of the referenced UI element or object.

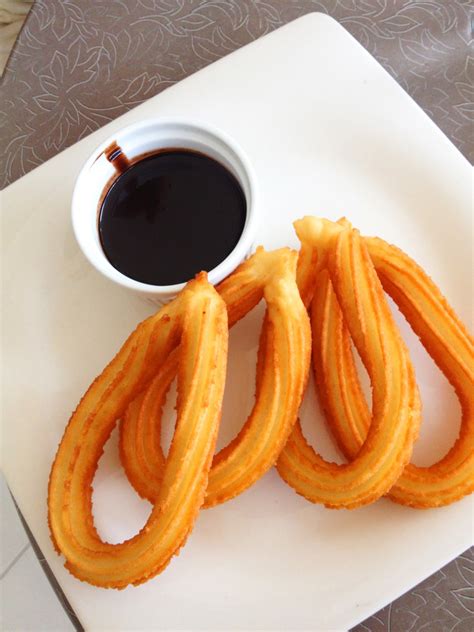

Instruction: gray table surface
[1,2,473,631]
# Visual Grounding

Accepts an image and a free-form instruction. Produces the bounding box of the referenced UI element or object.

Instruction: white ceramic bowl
[72,118,258,303]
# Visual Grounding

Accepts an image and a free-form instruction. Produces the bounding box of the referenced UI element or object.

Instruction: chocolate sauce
[99,149,247,286]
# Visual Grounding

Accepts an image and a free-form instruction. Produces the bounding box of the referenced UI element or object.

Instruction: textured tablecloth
[1,2,472,631]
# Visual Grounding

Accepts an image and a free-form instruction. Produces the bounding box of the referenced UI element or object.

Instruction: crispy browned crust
[310,230,474,508]
[276,217,420,509]
[47,274,228,588]
[119,247,311,508]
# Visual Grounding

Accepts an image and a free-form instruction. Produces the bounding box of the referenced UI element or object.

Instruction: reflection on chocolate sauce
[99,148,247,286]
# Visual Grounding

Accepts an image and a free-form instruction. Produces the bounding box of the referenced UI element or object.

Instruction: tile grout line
[0,542,30,580]
[11,497,83,631]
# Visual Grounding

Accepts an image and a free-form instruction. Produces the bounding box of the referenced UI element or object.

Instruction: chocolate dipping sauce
[98,148,247,286]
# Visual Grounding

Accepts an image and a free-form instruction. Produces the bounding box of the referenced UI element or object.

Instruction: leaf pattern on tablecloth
[0,0,472,189]
[353,548,474,632]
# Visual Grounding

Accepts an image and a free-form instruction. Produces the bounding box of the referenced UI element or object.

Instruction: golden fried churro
[120,247,311,508]
[277,217,420,508]
[119,351,177,505]
[48,274,228,588]
[312,229,474,507]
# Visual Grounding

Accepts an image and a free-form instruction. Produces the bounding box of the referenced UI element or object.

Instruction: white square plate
[2,13,472,631]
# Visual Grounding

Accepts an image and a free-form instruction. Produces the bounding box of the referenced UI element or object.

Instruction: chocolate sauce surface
[99,149,246,285]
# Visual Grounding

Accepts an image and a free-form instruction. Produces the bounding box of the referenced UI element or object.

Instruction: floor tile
[0,545,73,631]
[0,473,29,577]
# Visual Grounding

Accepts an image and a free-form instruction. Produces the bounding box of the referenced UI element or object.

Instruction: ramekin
[72,118,258,304]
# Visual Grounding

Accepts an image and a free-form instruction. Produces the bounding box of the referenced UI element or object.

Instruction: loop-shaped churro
[120,247,311,508]
[48,274,228,588]
[311,232,474,507]
[277,217,420,508]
